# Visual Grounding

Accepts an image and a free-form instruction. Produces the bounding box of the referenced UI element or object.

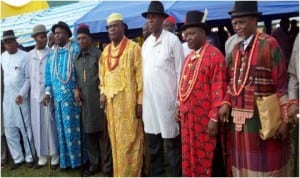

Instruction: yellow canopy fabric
[1,0,49,19]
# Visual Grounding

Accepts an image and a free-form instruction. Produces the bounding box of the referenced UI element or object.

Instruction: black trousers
[85,131,112,175]
[147,133,181,177]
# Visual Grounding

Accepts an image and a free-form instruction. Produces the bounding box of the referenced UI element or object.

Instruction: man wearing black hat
[176,10,228,177]
[141,1,184,177]
[1,30,34,169]
[43,21,86,169]
[219,1,290,176]
[16,24,59,169]
[74,24,113,177]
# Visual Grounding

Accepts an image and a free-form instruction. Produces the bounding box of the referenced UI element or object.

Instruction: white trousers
[4,126,34,163]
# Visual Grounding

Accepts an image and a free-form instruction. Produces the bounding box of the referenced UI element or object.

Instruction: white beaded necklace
[54,43,72,84]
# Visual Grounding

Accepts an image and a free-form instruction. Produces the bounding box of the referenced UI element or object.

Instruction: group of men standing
[1,0,298,177]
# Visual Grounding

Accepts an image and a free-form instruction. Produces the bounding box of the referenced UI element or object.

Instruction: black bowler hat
[2,30,17,41]
[229,1,262,18]
[51,21,72,38]
[142,1,168,19]
[181,10,207,32]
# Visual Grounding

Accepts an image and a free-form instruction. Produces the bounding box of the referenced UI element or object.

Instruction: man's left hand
[136,104,142,119]
[274,122,289,140]
[207,120,218,138]
[288,103,299,124]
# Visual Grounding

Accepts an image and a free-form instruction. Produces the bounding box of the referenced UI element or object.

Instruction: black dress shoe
[34,164,45,169]
[10,162,24,170]
[26,161,34,168]
[83,169,98,177]
[103,172,113,177]
[51,164,58,170]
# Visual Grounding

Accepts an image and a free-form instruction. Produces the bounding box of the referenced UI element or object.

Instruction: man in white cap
[99,13,144,177]
[16,24,59,169]
[1,30,34,169]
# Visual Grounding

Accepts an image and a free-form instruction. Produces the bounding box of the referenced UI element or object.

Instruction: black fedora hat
[181,10,207,32]
[2,30,17,41]
[229,1,262,18]
[51,21,72,38]
[142,1,168,19]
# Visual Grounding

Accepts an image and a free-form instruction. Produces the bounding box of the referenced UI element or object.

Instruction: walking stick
[79,106,84,177]
[18,105,35,162]
[45,105,51,176]
[222,118,229,176]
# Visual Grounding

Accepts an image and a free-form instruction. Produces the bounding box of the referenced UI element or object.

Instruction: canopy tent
[1,1,100,47]
[74,1,299,40]
[1,1,298,47]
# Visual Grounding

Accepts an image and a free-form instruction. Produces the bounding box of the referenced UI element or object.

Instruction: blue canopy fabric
[74,1,299,35]
[1,1,298,47]
[74,1,174,34]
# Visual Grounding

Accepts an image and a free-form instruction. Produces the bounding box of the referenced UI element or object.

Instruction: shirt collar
[56,42,69,50]
[243,34,254,50]
[78,48,90,58]
[151,29,165,46]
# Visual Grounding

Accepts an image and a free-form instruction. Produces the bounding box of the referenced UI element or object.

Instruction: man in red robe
[176,10,228,176]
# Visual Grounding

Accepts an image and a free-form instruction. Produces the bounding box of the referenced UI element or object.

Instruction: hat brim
[229,11,262,18]
[31,31,48,38]
[52,24,72,38]
[180,23,208,32]
[142,12,169,19]
[2,35,16,41]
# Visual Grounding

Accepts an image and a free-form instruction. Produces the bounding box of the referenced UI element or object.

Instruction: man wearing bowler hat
[176,10,228,177]
[1,30,34,169]
[219,1,290,176]
[16,24,59,169]
[43,21,86,169]
[141,1,184,176]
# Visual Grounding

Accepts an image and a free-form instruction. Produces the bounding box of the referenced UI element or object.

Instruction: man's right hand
[219,103,230,123]
[175,105,181,123]
[100,94,106,109]
[43,94,50,106]
[74,89,82,106]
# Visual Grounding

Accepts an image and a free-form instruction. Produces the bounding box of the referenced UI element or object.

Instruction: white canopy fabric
[1,1,100,47]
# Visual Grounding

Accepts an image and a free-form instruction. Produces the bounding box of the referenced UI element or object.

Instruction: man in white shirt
[1,30,34,169]
[141,1,184,176]
[16,24,59,169]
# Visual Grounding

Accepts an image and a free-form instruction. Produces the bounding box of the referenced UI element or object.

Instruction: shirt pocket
[254,66,274,95]
[12,65,24,81]
[153,47,172,70]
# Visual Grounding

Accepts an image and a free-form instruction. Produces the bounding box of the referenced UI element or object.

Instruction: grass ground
[1,159,103,177]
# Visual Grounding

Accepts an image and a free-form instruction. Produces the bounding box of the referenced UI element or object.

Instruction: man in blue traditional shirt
[43,21,86,169]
